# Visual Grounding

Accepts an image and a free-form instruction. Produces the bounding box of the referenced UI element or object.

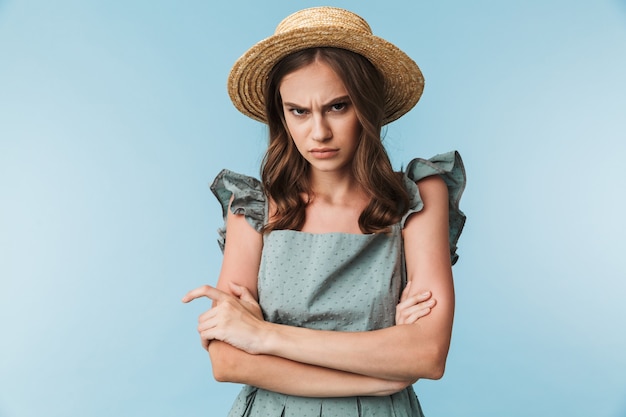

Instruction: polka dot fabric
[210,151,466,417]
[259,229,402,331]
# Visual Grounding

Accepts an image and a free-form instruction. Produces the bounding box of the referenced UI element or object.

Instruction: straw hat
[227,6,424,125]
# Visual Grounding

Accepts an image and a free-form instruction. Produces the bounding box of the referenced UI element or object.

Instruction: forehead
[279,60,348,101]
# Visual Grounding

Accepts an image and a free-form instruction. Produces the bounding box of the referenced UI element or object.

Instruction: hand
[182,283,267,353]
[395,281,436,325]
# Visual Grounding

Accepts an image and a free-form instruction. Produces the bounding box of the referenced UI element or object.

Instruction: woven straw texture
[227,7,424,125]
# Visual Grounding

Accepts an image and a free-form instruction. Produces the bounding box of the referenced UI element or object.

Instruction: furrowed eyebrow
[282,101,304,108]
[282,95,351,109]
[326,95,350,105]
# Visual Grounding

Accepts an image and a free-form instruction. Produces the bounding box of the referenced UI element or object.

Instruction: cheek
[286,121,305,144]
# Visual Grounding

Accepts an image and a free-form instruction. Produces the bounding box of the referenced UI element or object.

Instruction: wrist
[257,321,280,355]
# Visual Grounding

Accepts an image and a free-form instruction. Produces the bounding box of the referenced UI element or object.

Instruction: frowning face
[279,60,361,177]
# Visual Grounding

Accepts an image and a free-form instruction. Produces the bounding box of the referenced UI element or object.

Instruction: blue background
[1,1,625,416]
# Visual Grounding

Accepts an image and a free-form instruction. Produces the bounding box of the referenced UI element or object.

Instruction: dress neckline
[266,225,400,238]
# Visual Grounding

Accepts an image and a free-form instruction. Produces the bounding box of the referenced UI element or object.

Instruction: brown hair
[261,47,410,234]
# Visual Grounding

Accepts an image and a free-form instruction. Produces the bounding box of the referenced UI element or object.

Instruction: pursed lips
[309,148,339,158]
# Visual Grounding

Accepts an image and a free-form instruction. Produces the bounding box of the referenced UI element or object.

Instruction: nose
[311,114,331,142]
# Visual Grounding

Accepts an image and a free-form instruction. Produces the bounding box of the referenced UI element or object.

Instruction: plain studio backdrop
[1,1,625,416]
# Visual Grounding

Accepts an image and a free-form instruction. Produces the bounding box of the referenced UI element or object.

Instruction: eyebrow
[282,95,351,109]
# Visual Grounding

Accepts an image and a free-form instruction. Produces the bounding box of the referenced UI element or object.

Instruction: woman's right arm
[198,205,413,397]
[209,341,410,397]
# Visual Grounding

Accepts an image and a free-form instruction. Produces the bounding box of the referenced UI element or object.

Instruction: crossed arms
[183,176,454,397]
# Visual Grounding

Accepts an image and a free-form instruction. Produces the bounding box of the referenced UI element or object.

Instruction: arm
[263,177,453,380]
[202,281,434,397]
[195,176,454,382]
[261,176,453,380]
[209,341,409,397]
[186,201,414,397]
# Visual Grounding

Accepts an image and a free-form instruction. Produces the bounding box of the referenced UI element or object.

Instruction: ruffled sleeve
[401,151,466,265]
[210,169,266,252]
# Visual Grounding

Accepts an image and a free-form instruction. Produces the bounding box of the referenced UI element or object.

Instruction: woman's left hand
[395,281,437,325]
[182,283,267,353]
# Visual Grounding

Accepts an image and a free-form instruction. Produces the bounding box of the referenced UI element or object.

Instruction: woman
[183,7,466,416]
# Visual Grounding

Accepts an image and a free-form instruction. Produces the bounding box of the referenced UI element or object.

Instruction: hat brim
[228,27,424,125]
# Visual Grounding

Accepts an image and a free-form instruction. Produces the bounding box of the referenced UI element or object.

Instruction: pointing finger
[181,285,227,303]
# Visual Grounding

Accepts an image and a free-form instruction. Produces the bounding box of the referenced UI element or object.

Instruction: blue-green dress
[210,151,466,417]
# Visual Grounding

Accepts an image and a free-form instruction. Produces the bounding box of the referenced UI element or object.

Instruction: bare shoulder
[403,175,450,265]
[404,175,449,228]
[416,175,449,205]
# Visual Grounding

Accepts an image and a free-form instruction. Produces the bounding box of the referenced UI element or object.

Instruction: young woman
[183,7,466,417]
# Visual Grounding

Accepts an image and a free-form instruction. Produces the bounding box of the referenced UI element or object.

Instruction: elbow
[208,341,239,383]
[410,343,449,381]
[425,345,448,380]
[212,362,232,383]
[426,361,446,380]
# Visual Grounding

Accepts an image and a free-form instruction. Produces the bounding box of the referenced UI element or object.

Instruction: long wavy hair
[261,47,410,234]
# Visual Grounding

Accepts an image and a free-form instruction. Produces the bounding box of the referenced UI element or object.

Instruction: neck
[308,169,366,205]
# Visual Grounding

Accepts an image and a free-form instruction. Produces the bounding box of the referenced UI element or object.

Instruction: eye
[289,108,307,116]
[330,102,347,112]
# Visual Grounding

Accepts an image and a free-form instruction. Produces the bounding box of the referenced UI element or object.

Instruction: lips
[310,148,339,159]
